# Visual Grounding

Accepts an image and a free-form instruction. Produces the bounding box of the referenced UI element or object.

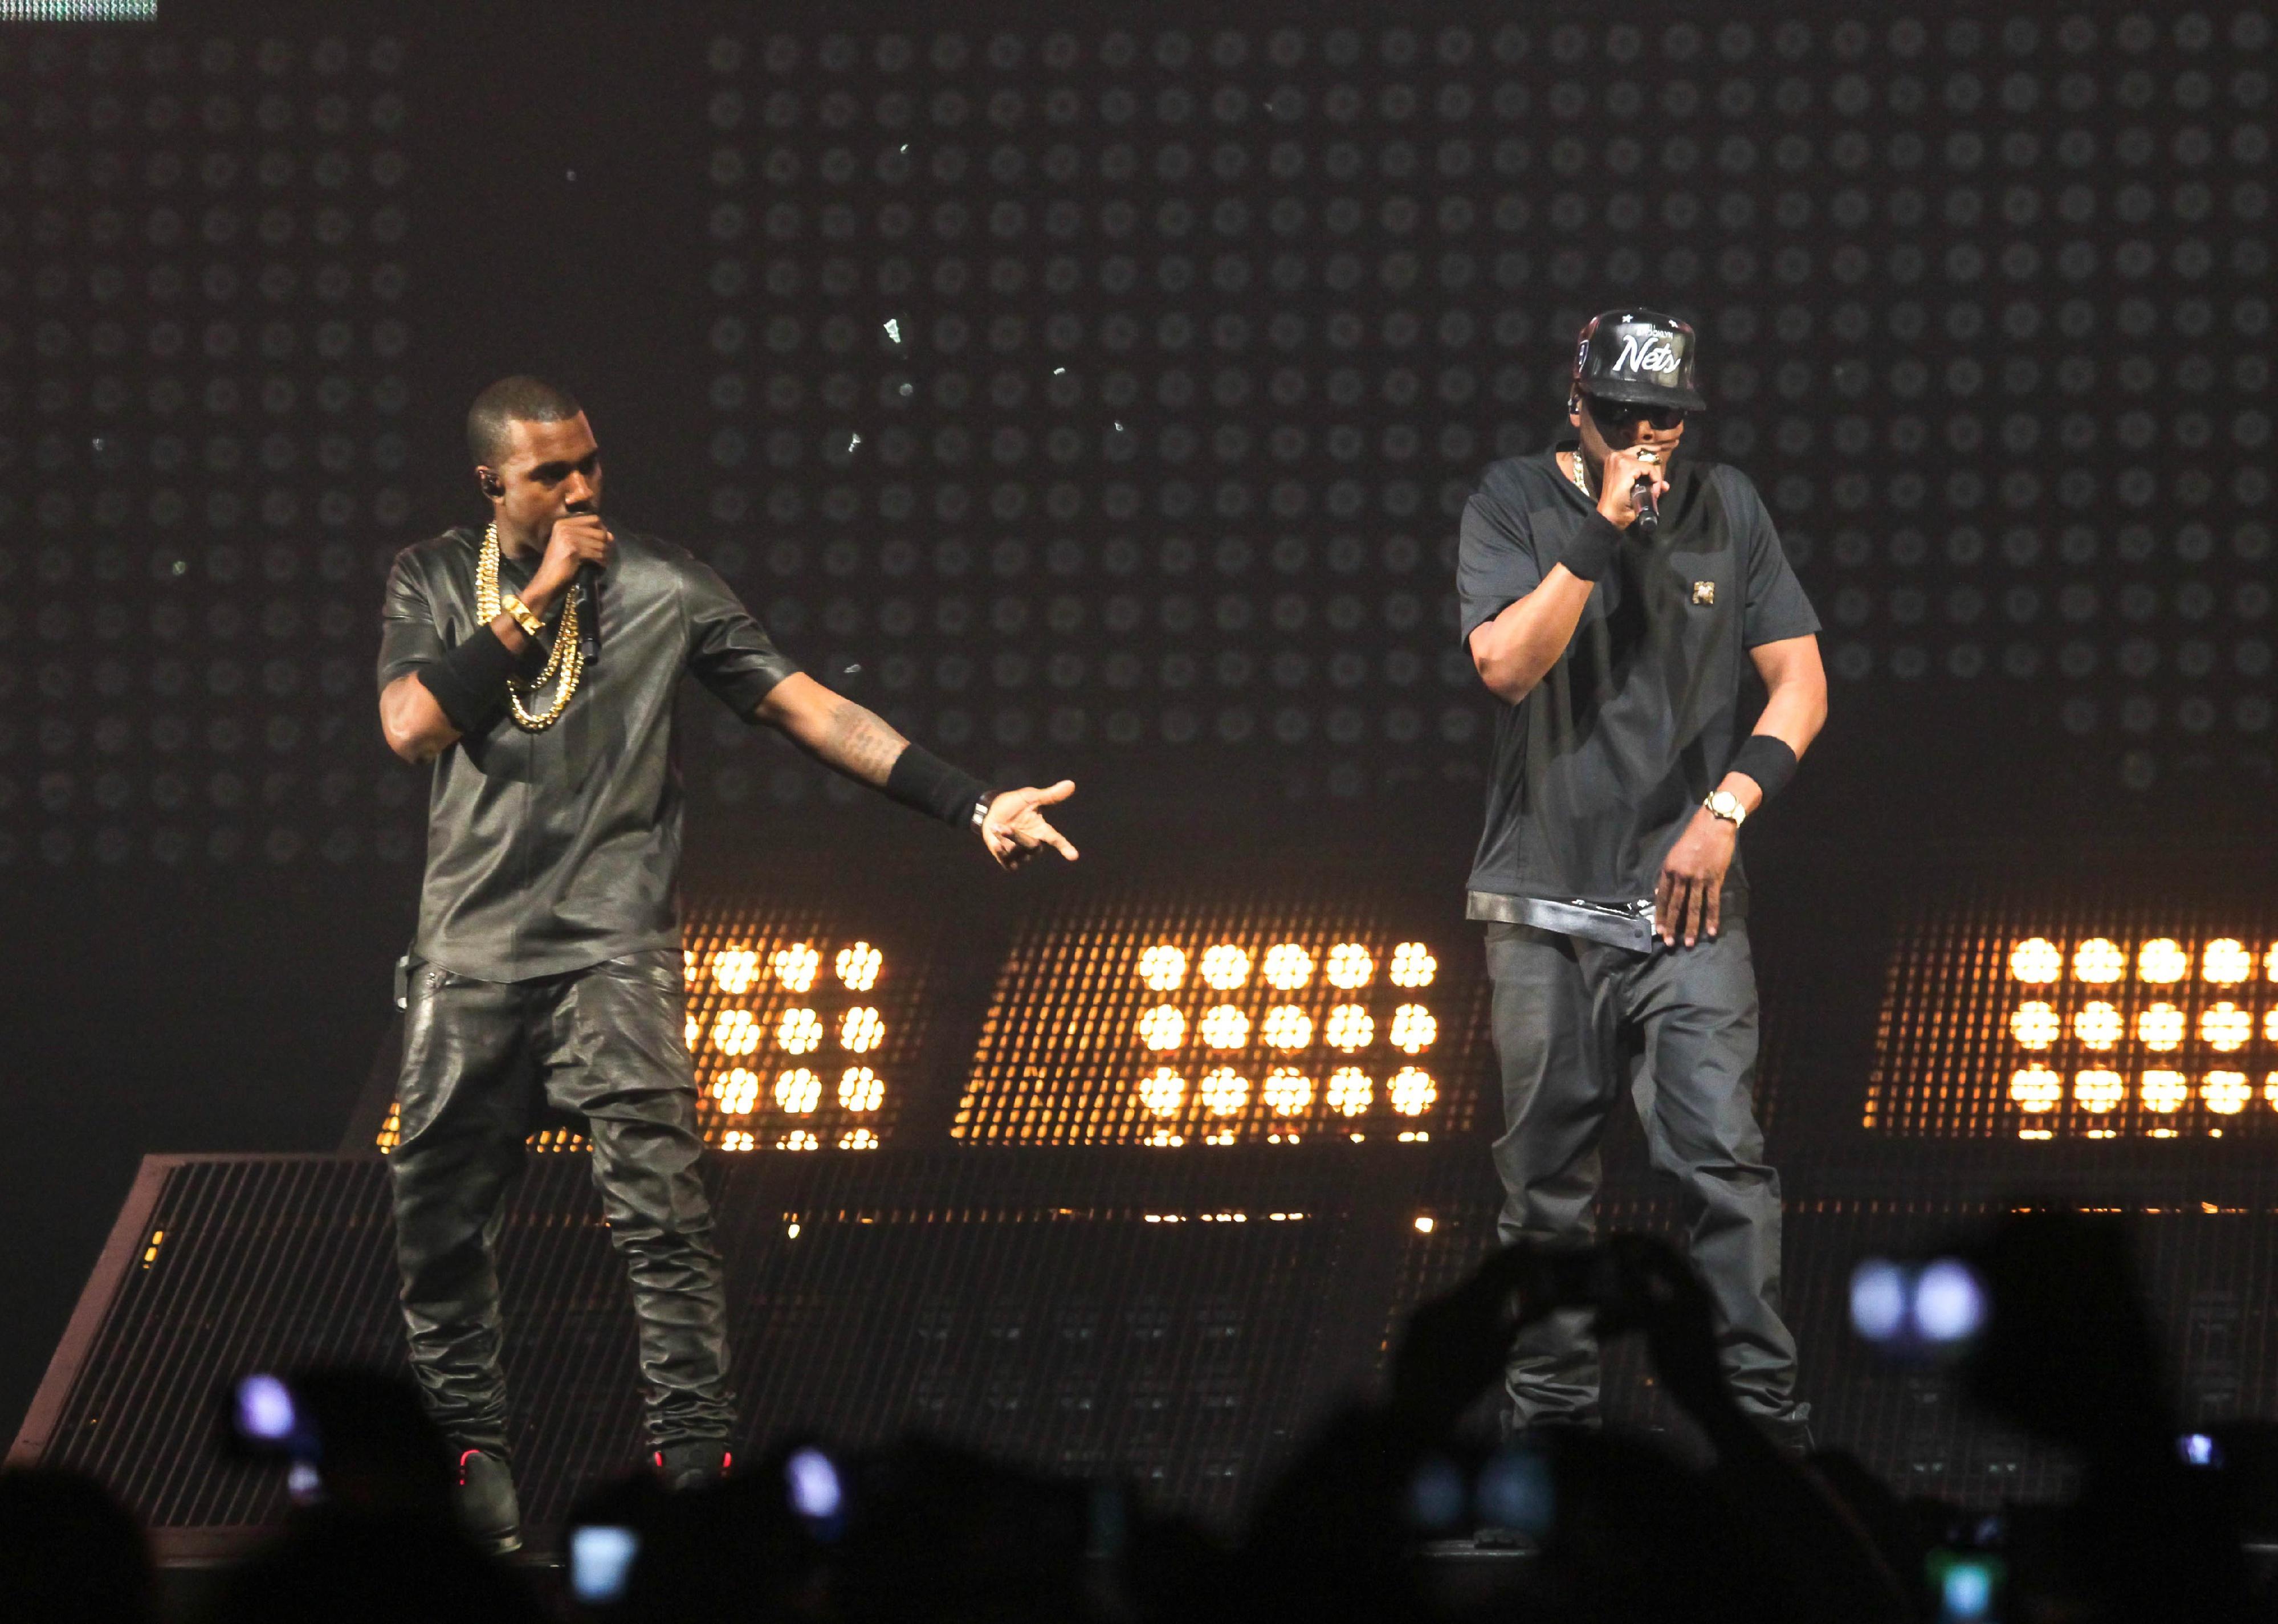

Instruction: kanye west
[377,376,1078,1549]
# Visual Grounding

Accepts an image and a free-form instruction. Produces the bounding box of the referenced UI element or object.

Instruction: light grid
[696,15,2275,805]
[374,901,923,1156]
[956,900,1481,1145]
[3,31,414,867]
[1868,901,2278,1139]
[0,3,158,18]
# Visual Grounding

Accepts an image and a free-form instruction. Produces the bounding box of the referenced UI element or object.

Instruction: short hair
[466,376,582,468]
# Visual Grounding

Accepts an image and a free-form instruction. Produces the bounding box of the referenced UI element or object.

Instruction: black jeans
[1484,921,1806,1432]
[390,948,734,1456]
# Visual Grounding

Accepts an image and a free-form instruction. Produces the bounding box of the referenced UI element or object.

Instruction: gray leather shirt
[378,525,799,982]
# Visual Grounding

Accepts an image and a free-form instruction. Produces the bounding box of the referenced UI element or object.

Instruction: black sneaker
[454,1448,523,1554]
[653,1441,733,1493]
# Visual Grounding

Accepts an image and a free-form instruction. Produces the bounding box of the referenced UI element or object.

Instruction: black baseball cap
[1570,308,1707,412]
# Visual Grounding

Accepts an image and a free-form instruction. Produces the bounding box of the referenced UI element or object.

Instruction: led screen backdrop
[6,8,2272,869]
[692,10,2274,817]
[4,30,416,868]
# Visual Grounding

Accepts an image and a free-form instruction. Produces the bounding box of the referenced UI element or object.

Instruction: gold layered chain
[475,523,584,731]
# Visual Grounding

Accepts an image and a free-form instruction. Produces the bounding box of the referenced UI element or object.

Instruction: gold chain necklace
[1565,448,1594,500]
[475,523,584,731]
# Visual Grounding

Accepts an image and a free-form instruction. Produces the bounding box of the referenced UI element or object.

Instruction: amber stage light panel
[956,901,1484,1146]
[375,904,924,1156]
[1868,901,2278,1141]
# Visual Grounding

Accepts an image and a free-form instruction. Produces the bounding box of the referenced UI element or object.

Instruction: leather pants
[389,948,734,1456]
[1485,921,1808,1435]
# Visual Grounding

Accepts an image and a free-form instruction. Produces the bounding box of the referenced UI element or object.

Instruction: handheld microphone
[1631,474,1660,535]
[1630,447,1662,535]
[577,563,601,657]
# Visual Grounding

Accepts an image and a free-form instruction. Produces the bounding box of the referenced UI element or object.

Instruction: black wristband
[883,743,991,830]
[1558,511,1623,582]
[418,625,521,734]
[1729,735,1799,805]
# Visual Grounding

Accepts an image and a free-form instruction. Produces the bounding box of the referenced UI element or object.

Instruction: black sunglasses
[1582,395,1688,432]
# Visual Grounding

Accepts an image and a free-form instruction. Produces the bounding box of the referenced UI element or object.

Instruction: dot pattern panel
[957,898,1485,1145]
[2,31,413,868]
[1869,899,2278,1139]
[698,15,2274,807]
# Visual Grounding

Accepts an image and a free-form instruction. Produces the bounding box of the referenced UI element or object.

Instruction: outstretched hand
[981,781,1079,870]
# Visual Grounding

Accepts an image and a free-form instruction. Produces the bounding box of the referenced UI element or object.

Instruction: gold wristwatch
[1702,789,1749,826]
[496,593,545,638]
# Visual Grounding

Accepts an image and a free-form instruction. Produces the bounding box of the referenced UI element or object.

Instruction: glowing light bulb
[2073,939,2125,984]
[839,1006,885,1053]
[2007,1064,2061,1112]
[772,943,820,992]
[1389,1003,1438,1053]
[1262,944,1314,990]
[1139,944,1187,991]
[2201,1002,2250,1052]
[836,941,882,990]
[2008,937,2063,983]
[839,1128,880,1149]
[2202,939,2252,985]
[684,1015,702,1050]
[1388,1066,1437,1115]
[1198,1005,1251,1050]
[1325,1005,1374,1051]
[1200,944,1252,990]
[1199,1067,1249,1116]
[2137,1002,2185,1051]
[1327,1067,1371,1115]
[1326,943,1374,989]
[2142,1069,2189,1112]
[714,1069,760,1115]
[713,948,760,993]
[775,1068,822,1113]
[2138,939,2189,984]
[2008,1001,2060,1049]
[1262,1067,1311,1114]
[1389,942,1437,988]
[777,1007,824,1055]
[839,1066,883,1111]
[712,1010,761,1056]
[2204,1071,2251,1114]
[2266,1008,2278,1044]
[1137,1005,1187,1051]
[1137,1068,1185,1117]
[719,1130,756,1152]
[1260,1006,1313,1049]
[2074,1069,2125,1112]
[778,1130,820,1151]
[2074,1001,2123,1050]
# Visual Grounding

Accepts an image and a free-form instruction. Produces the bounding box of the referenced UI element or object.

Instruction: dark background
[3,1,2271,1427]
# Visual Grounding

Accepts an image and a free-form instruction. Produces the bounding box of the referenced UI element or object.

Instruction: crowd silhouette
[2,1212,2264,1623]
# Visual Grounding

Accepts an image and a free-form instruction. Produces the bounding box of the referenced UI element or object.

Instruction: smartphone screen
[570,1524,641,1605]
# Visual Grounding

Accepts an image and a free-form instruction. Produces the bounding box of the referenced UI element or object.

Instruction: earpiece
[1567,393,1581,415]
[479,472,504,499]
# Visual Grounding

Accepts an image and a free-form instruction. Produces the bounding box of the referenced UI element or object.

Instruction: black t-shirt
[1456,445,1819,917]
[378,526,800,982]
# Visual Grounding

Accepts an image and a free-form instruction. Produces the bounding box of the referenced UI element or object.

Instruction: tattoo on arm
[817,696,909,786]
